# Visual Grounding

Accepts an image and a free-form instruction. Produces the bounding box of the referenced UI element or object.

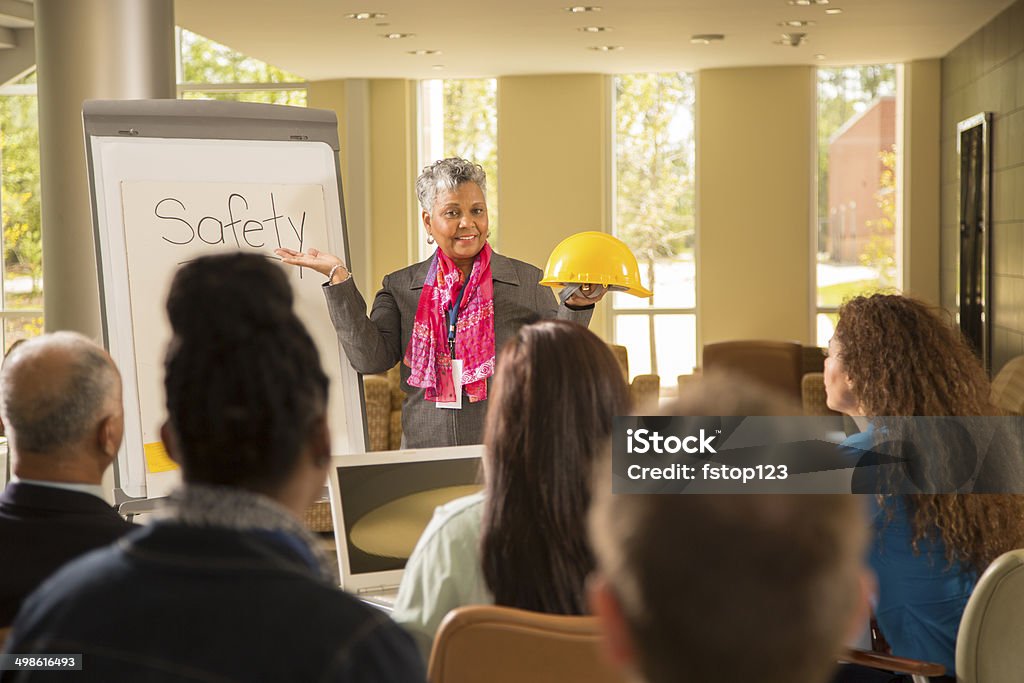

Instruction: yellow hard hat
[540,231,653,298]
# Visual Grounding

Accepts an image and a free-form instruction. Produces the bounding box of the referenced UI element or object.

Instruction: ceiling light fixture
[380,32,414,39]
[779,20,815,27]
[408,49,442,56]
[588,45,622,51]
[345,12,387,20]
[690,34,725,45]
[824,7,843,14]
[565,6,601,13]
[815,53,827,60]
[431,65,445,70]
[579,26,612,32]
[774,32,807,47]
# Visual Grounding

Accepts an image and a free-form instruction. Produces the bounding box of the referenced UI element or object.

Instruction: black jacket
[2,521,425,682]
[0,482,133,626]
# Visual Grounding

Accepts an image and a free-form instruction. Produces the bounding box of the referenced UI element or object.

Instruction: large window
[418,79,498,260]
[816,65,900,345]
[177,29,307,105]
[0,70,42,353]
[0,31,305,354]
[613,73,696,386]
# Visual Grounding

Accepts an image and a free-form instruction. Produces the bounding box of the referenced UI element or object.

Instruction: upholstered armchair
[363,365,404,451]
[608,344,660,411]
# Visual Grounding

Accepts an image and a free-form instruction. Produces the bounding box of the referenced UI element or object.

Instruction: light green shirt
[391,491,492,661]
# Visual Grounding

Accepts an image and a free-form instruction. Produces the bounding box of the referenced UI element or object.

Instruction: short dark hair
[0,332,118,454]
[481,319,631,614]
[163,253,328,492]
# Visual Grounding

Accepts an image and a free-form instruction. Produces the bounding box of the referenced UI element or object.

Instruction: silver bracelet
[327,263,347,284]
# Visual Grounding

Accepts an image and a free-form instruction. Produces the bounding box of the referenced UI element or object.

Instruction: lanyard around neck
[447,280,468,358]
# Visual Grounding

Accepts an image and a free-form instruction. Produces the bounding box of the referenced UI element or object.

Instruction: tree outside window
[418,79,498,259]
[178,29,306,106]
[613,73,696,384]
[1,70,43,352]
[816,65,899,345]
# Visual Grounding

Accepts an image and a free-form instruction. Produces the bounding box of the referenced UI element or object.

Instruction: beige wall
[307,80,348,179]
[941,0,1024,374]
[369,79,417,288]
[497,73,611,338]
[695,66,815,349]
[901,59,942,305]
[308,78,376,296]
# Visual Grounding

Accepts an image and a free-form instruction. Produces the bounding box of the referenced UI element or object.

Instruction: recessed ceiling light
[345,12,387,20]
[815,53,827,60]
[408,49,442,56]
[431,65,445,70]
[588,45,622,51]
[565,6,601,13]
[779,20,815,27]
[690,34,725,45]
[579,26,612,32]
[774,32,807,47]
[380,32,414,39]
[824,7,843,14]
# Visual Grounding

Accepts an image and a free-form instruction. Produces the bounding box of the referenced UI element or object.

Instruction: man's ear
[588,573,637,671]
[96,411,124,460]
[159,422,181,465]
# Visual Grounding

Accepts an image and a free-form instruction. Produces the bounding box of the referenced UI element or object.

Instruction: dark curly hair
[163,253,328,494]
[834,294,1024,572]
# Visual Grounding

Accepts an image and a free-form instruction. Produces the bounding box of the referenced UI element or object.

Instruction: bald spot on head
[0,332,121,458]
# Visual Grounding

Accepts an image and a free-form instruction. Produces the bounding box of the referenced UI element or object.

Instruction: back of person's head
[480,319,630,615]
[163,253,328,494]
[833,293,992,416]
[590,491,866,683]
[832,294,1024,571]
[0,331,121,463]
[588,376,867,683]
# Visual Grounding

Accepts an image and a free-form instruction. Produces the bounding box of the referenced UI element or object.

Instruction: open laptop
[326,445,484,610]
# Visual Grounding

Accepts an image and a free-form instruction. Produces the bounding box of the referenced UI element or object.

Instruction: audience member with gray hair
[0,332,132,626]
[276,157,603,448]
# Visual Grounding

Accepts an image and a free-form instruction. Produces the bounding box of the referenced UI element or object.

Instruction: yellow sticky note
[144,442,178,473]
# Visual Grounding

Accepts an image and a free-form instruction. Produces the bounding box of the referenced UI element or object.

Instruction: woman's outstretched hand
[565,284,608,308]
[275,247,349,283]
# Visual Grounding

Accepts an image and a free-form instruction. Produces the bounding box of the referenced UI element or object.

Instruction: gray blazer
[324,252,593,448]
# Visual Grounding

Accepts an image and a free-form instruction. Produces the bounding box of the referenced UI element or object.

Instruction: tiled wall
[941,0,1024,374]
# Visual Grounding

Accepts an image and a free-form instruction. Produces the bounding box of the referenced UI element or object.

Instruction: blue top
[843,426,975,673]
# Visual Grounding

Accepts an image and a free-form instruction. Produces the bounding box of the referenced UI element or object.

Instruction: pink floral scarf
[404,244,495,402]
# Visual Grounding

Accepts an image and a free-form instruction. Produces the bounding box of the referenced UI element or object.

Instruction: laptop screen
[327,445,484,593]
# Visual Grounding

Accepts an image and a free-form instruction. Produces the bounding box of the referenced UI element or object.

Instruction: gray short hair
[415,157,488,212]
[0,332,119,454]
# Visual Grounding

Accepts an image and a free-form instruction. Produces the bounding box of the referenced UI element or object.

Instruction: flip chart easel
[83,99,367,506]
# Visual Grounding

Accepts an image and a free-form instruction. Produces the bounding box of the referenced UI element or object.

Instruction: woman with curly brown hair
[825,293,1024,677]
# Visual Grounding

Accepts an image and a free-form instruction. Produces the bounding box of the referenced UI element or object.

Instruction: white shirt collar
[12,476,107,502]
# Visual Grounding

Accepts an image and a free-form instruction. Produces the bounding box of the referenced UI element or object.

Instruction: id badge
[435,358,464,409]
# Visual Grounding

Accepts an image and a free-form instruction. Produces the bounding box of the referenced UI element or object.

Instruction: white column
[35,0,175,337]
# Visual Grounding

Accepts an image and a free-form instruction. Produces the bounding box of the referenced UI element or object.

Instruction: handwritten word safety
[155,192,306,254]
